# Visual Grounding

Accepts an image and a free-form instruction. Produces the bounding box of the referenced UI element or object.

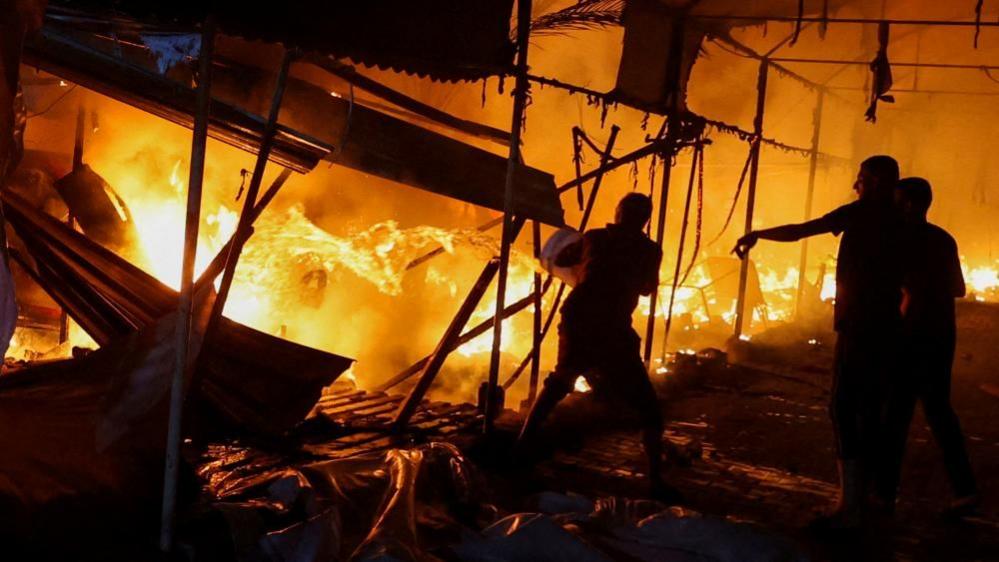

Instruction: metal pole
[528,220,542,406]
[61,104,87,343]
[795,90,825,318]
[734,60,769,338]
[485,0,532,434]
[208,49,293,325]
[662,147,699,355]
[160,18,214,551]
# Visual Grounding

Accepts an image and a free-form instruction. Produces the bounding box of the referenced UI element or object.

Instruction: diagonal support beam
[206,49,294,331]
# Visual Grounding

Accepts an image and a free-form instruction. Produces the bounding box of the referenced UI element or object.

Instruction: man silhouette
[876,177,978,517]
[515,193,679,501]
[734,155,904,528]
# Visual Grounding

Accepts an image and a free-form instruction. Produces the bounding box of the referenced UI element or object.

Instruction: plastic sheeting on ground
[199,442,808,562]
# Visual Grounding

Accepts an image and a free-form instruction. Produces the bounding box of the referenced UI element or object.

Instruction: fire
[455,262,539,358]
[574,376,591,393]
[101,158,546,380]
[963,261,999,300]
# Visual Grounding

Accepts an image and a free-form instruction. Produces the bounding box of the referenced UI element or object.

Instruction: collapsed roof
[46,0,517,81]
[32,1,565,226]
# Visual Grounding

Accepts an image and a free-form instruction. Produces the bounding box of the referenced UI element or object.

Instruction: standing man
[515,193,679,501]
[876,177,978,517]
[733,156,904,528]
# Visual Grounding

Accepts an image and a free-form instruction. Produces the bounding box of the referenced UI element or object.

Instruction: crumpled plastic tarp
[202,442,808,562]
[453,492,808,562]
[202,442,485,562]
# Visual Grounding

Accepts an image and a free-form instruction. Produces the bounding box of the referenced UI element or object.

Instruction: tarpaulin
[0,307,194,547]
[197,442,808,562]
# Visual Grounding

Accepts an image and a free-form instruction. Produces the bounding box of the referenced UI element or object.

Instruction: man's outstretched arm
[732,217,837,259]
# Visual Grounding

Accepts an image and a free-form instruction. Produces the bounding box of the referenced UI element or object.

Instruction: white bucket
[539,228,583,287]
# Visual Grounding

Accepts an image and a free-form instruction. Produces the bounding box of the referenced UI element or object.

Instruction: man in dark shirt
[733,155,904,528]
[515,193,676,499]
[875,177,978,516]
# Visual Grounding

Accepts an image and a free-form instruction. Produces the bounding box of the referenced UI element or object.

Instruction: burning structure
[2,0,999,560]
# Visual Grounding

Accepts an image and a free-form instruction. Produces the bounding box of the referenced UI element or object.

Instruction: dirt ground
[489,301,999,562]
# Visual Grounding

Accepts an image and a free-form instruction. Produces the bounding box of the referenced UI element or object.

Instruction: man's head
[895,177,932,222]
[854,155,900,202]
[614,192,653,230]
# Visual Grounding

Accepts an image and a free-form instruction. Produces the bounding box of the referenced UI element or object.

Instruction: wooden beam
[391,259,501,431]
[378,273,549,393]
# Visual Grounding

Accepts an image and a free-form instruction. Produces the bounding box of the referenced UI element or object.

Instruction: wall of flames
[10,5,999,406]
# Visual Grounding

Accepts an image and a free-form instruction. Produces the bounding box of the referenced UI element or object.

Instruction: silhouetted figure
[733,155,904,528]
[515,193,678,500]
[876,177,978,517]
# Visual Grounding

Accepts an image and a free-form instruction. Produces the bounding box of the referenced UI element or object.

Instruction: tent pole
[485,0,532,435]
[795,90,825,318]
[734,60,770,338]
[160,18,214,552]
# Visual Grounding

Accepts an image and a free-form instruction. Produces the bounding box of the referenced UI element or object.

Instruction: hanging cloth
[790,0,805,46]
[974,0,986,48]
[865,21,894,122]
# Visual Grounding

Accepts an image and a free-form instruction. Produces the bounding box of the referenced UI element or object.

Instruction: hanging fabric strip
[679,142,705,287]
[572,127,585,210]
[865,21,894,122]
[819,0,830,39]
[975,0,986,48]
[790,0,805,45]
